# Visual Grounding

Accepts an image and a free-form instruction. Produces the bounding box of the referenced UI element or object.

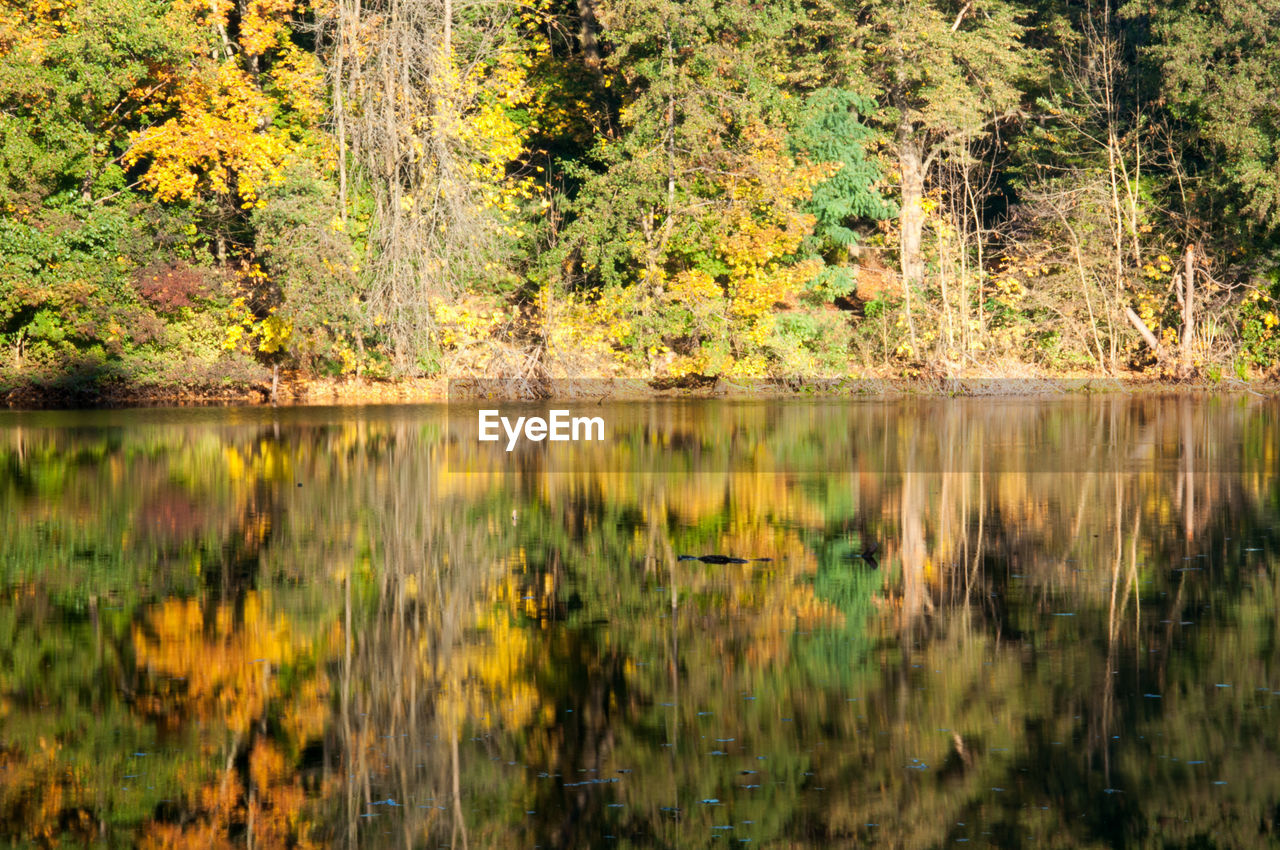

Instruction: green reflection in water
[0,397,1278,848]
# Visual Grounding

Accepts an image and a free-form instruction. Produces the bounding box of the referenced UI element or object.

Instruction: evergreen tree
[1127,0,1280,243]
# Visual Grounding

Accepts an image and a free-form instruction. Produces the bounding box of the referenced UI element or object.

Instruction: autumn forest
[1,0,1279,399]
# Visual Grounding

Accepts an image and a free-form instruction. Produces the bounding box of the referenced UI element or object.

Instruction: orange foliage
[0,739,65,843]
[239,0,295,55]
[0,0,63,51]
[132,594,333,848]
[132,594,305,733]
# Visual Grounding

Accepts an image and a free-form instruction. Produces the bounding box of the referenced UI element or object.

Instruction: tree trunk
[1180,244,1195,370]
[443,0,451,57]
[897,124,923,351]
[898,129,925,288]
[1124,306,1163,358]
[210,0,233,58]
[1180,400,1195,543]
[334,0,349,221]
[899,469,928,627]
[577,0,601,70]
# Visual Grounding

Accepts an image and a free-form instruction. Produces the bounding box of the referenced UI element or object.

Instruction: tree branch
[922,109,1022,173]
[1124,306,1164,357]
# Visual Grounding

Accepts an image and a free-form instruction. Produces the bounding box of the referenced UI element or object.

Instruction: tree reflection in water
[0,397,1277,847]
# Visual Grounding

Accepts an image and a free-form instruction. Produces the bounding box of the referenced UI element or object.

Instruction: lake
[1,396,1278,847]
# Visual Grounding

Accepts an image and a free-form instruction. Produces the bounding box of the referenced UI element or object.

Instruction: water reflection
[0,397,1278,847]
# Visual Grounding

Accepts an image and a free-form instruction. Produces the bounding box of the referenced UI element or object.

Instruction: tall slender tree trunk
[1180,244,1195,370]
[334,0,350,222]
[900,469,928,626]
[897,123,923,352]
[898,129,925,287]
[1105,132,1125,371]
[1184,402,1194,541]
[442,0,451,57]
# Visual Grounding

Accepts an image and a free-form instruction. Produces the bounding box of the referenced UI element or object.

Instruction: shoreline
[2,372,1277,409]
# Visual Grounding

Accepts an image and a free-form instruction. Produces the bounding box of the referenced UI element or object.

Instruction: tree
[558,0,832,376]
[0,0,345,390]
[323,0,542,374]
[810,0,1040,351]
[789,87,897,304]
[0,0,190,203]
[1127,0,1280,242]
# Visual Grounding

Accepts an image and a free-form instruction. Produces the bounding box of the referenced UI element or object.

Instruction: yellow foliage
[432,296,511,350]
[611,124,831,375]
[257,313,293,354]
[124,0,322,207]
[542,288,629,374]
[222,293,294,356]
[0,0,64,49]
[433,574,542,733]
[668,269,722,305]
[128,62,293,202]
[131,592,331,848]
[331,341,359,374]
[131,593,309,734]
[269,42,326,124]
[238,0,294,55]
[708,139,825,370]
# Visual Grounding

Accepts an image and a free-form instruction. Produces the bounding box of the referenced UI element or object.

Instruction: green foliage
[0,0,190,201]
[791,88,896,250]
[1237,281,1280,369]
[0,0,336,394]
[251,164,362,370]
[841,0,1042,150]
[551,0,837,376]
[787,88,894,304]
[561,0,805,278]
[1128,0,1280,239]
[0,201,136,365]
[0,194,262,391]
[771,310,854,375]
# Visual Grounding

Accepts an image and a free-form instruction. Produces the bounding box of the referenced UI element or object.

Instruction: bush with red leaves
[132,263,212,313]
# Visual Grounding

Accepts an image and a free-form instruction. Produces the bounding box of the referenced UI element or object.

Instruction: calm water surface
[1,397,1279,848]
